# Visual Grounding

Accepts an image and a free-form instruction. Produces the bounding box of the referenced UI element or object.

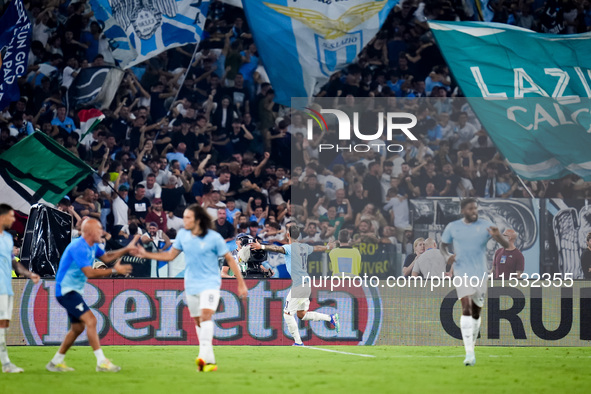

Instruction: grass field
[2,345,590,393]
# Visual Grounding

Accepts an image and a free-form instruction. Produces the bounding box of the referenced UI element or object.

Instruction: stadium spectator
[492,229,525,279]
[412,238,447,278]
[203,189,226,220]
[363,162,383,207]
[128,184,151,224]
[73,188,100,220]
[138,173,162,203]
[581,232,591,279]
[161,175,190,213]
[165,142,191,171]
[215,208,235,242]
[212,168,232,196]
[328,189,353,222]
[383,187,410,242]
[474,163,500,198]
[352,219,380,245]
[402,238,425,277]
[112,185,129,228]
[302,222,322,244]
[141,222,172,252]
[51,105,75,135]
[192,171,216,204]
[145,198,167,232]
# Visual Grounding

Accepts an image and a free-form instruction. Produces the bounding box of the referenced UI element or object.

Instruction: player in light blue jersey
[135,204,247,372]
[46,219,136,373]
[0,204,40,373]
[441,198,508,366]
[251,225,340,346]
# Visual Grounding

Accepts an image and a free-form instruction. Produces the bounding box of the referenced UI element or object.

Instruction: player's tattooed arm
[263,244,286,254]
[251,241,285,254]
[313,241,336,252]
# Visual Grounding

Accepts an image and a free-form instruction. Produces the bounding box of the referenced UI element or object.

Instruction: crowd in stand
[2,0,591,275]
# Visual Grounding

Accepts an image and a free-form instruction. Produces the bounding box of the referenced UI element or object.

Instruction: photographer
[223,234,274,278]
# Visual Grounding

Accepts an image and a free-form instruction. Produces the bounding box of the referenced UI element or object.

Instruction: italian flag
[78,108,105,147]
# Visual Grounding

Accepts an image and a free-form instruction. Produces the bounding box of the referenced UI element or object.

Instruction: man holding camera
[225,234,274,278]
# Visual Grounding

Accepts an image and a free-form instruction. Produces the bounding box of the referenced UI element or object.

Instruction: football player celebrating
[251,225,340,346]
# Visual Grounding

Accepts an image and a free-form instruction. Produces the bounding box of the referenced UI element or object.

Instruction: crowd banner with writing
[430,21,591,181]
[0,0,32,109]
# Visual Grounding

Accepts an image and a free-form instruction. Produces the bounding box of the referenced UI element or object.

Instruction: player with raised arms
[134,204,248,372]
[440,198,509,366]
[46,218,136,373]
[0,204,40,373]
[251,225,340,346]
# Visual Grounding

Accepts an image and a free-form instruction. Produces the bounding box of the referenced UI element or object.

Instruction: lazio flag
[243,0,398,106]
[430,21,591,181]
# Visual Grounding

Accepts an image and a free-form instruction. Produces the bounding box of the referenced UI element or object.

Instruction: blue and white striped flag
[89,0,210,69]
[243,0,397,106]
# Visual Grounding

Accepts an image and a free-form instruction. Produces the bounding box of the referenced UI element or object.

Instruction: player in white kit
[251,225,340,346]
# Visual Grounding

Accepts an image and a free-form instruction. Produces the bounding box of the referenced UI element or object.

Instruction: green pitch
[2,346,589,393]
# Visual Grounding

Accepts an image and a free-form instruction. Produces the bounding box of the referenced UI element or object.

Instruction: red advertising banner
[18,279,383,346]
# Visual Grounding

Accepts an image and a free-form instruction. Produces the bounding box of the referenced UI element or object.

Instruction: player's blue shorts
[56,291,90,323]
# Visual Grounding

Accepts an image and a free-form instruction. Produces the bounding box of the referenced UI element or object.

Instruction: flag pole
[166,44,201,117]
[515,173,541,210]
[516,174,535,199]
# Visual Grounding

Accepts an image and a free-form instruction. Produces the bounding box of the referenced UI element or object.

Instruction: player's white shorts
[0,295,14,320]
[283,288,310,316]
[455,280,487,308]
[186,289,220,317]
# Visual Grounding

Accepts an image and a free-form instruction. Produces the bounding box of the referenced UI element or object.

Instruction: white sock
[301,312,331,322]
[284,313,302,344]
[195,325,201,341]
[472,317,481,346]
[0,328,10,365]
[51,351,65,365]
[94,348,107,365]
[198,320,215,364]
[460,315,474,355]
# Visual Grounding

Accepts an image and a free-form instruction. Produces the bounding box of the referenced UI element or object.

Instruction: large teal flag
[430,21,591,181]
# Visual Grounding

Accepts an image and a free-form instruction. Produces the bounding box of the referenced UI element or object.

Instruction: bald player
[46,219,137,373]
[492,228,524,279]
